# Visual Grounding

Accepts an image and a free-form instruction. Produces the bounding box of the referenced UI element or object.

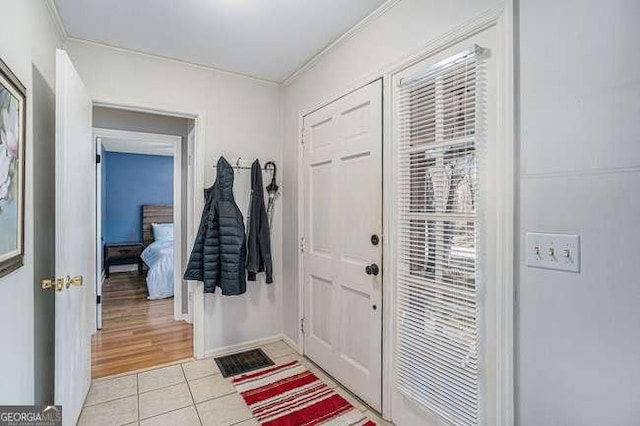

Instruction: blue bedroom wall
[104,152,173,243]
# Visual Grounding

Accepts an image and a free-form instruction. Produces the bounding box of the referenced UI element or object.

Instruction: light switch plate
[526,232,580,273]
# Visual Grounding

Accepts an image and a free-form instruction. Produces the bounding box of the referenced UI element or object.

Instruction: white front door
[54,49,95,426]
[302,80,383,411]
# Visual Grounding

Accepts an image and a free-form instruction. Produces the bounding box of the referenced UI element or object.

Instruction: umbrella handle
[265,161,279,193]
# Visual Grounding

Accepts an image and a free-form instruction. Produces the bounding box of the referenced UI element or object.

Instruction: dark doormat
[215,348,275,378]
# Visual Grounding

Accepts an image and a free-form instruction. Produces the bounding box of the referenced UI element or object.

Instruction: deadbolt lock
[41,278,65,292]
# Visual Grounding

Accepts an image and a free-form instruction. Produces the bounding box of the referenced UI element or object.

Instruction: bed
[140,204,175,300]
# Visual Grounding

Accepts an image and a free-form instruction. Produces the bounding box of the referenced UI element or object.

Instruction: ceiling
[53,0,387,83]
[102,137,174,157]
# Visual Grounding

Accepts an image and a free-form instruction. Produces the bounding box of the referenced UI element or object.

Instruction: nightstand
[104,242,144,278]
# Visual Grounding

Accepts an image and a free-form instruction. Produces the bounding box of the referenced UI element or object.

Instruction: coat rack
[212,156,279,227]
[212,157,276,173]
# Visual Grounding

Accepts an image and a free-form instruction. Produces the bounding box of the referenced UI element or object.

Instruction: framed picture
[0,58,26,278]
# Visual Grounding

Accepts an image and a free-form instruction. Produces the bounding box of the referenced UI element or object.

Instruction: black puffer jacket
[184,157,247,295]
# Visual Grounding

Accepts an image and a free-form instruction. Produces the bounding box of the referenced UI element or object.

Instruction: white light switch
[526,233,580,273]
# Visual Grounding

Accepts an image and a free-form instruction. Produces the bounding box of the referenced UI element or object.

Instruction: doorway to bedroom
[92,106,195,378]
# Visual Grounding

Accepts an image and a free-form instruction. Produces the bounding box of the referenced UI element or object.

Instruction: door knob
[365,263,380,276]
[41,275,83,292]
[42,278,65,292]
[65,275,83,288]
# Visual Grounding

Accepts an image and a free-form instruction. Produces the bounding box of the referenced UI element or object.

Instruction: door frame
[93,100,207,359]
[295,3,515,422]
[94,127,184,326]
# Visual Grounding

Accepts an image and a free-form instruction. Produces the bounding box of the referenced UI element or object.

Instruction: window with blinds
[395,46,487,426]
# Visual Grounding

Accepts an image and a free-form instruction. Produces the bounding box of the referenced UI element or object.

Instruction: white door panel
[303,80,382,411]
[55,49,94,426]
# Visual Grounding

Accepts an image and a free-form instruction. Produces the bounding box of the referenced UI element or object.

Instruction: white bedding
[141,240,174,300]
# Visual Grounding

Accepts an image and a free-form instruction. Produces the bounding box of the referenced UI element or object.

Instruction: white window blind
[395,46,487,426]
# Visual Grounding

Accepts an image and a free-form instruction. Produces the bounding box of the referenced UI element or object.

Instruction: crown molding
[65,37,280,86]
[282,0,402,87]
[43,0,401,87]
[45,0,68,41]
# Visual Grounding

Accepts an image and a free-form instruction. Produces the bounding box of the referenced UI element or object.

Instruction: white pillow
[152,223,174,241]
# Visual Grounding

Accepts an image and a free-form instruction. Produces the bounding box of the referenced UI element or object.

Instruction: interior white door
[302,80,383,411]
[55,49,95,426]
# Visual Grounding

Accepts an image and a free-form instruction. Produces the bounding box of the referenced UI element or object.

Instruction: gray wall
[94,107,193,314]
[516,0,640,424]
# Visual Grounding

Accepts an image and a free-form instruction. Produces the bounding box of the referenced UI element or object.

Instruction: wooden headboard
[142,204,173,247]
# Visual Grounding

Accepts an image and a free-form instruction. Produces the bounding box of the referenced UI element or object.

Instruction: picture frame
[0,57,26,278]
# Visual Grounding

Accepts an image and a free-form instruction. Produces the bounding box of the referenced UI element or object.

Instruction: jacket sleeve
[183,202,208,281]
[258,204,273,284]
[184,187,216,283]
[202,206,220,293]
[246,189,262,281]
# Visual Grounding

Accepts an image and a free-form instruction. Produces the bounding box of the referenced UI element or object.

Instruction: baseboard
[203,334,284,358]
[281,334,302,355]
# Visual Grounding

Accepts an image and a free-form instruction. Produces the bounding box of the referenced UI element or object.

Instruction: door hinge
[96,154,101,164]
[300,237,305,254]
[300,318,305,334]
[96,295,101,304]
[300,128,305,145]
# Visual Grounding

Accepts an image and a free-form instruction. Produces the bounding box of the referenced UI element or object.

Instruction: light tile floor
[78,340,391,426]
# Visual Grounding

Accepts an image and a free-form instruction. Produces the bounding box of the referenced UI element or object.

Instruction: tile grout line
[83,390,139,409]
[136,373,140,423]
[193,389,237,406]
[181,363,203,426]
[138,379,186,396]
[138,404,200,424]
[138,382,193,421]
[137,365,187,395]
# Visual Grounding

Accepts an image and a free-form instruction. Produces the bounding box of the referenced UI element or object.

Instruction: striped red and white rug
[232,360,376,426]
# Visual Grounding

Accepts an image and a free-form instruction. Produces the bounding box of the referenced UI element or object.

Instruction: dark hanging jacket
[246,160,273,283]
[184,157,247,295]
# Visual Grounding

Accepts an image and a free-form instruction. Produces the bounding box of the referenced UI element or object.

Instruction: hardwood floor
[92,272,193,379]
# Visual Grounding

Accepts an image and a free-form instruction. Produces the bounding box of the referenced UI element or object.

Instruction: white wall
[64,40,284,352]
[517,0,640,424]
[282,0,496,355]
[285,0,640,425]
[282,1,499,424]
[0,0,62,403]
